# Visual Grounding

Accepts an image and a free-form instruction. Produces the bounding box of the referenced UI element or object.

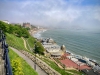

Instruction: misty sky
[0,0,100,29]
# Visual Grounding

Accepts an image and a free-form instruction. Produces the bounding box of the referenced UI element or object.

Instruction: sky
[0,0,100,30]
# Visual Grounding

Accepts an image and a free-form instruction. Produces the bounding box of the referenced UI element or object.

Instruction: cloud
[0,0,100,29]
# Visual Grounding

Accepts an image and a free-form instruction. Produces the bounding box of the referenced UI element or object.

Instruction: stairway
[0,42,5,75]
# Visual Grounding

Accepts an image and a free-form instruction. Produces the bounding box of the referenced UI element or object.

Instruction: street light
[33,41,39,70]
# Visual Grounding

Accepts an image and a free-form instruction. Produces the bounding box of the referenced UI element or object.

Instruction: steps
[0,43,5,75]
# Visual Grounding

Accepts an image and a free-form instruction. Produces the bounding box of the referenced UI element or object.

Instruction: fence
[0,29,13,75]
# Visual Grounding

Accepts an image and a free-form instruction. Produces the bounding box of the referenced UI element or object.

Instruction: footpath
[10,47,47,75]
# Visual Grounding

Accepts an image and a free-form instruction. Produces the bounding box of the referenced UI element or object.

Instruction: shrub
[11,58,24,75]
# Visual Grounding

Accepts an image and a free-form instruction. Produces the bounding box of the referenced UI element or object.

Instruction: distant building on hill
[23,22,31,28]
[2,20,10,24]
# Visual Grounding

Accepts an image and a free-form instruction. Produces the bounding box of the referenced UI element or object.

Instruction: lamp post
[33,41,36,70]
[33,41,39,70]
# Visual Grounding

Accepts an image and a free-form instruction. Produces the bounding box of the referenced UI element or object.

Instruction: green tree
[0,21,30,38]
[35,42,44,55]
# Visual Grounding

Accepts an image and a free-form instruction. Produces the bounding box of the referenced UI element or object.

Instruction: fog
[0,0,100,30]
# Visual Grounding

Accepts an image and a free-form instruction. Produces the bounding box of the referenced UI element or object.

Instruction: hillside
[0,21,45,75]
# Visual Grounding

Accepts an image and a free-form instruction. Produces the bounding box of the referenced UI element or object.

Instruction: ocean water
[41,29,100,64]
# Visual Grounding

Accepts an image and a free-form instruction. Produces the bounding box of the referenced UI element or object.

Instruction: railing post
[2,34,6,49]
[4,43,13,75]
[0,30,13,75]
[3,36,6,60]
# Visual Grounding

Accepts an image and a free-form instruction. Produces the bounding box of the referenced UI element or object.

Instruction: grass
[6,33,28,51]
[25,39,30,50]
[9,48,38,75]
[27,36,35,48]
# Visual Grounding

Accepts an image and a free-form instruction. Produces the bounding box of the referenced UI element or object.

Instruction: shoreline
[33,29,100,65]
[32,29,47,39]
[31,28,100,74]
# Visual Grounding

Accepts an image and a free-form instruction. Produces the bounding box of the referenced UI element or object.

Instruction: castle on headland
[23,22,31,28]
[41,38,66,58]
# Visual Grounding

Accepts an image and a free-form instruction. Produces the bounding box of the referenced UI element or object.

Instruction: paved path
[10,47,48,75]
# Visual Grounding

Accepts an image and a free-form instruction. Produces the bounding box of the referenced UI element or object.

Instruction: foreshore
[29,28,47,37]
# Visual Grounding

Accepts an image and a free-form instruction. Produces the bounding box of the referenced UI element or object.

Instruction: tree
[35,42,44,55]
[0,21,30,38]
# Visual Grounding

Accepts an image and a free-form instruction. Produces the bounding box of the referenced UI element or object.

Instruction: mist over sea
[40,29,100,64]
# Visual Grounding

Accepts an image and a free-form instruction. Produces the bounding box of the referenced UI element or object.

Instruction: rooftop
[60,58,91,70]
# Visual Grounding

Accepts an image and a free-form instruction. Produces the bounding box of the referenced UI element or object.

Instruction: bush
[11,58,24,75]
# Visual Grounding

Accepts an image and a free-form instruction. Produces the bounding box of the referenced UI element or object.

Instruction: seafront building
[41,38,66,58]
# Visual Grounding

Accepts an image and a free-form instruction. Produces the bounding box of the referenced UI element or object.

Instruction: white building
[42,38,64,58]
[2,20,10,24]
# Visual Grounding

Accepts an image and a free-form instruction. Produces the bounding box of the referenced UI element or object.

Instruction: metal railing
[0,29,13,75]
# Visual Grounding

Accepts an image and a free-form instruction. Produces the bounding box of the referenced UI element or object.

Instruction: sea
[34,29,100,64]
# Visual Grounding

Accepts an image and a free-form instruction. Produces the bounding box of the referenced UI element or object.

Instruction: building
[23,22,31,28]
[2,20,10,24]
[42,38,65,58]
[81,69,100,75]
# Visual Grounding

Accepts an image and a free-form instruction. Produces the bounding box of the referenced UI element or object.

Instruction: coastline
[32,28,100,74]
[33,29,100,64]
[31,28,47,39]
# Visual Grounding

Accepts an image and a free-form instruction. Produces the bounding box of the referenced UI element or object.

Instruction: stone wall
[20,50,61,75]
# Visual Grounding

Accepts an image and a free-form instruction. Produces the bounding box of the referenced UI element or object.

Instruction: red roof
[60,58,91,70]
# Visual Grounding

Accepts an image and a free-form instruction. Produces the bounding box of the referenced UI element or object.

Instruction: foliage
[11,58,24,75]
[26,27,30,30]
[26,36,45,55]
[35,42,45,55]
[9,48,38,75]
[0,21,30,38]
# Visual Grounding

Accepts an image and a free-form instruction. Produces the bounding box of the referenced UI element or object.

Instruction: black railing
[0,29,13,75]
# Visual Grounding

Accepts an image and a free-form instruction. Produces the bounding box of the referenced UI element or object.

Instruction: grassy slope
[6,33,28,51]
[27,36,35,48]
[9,48,38,75]
[6,33,38,75]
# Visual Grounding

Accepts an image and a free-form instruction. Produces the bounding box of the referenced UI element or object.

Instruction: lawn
[9,48,38,75]
[27,36,35,48]
[6,33,28,51]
